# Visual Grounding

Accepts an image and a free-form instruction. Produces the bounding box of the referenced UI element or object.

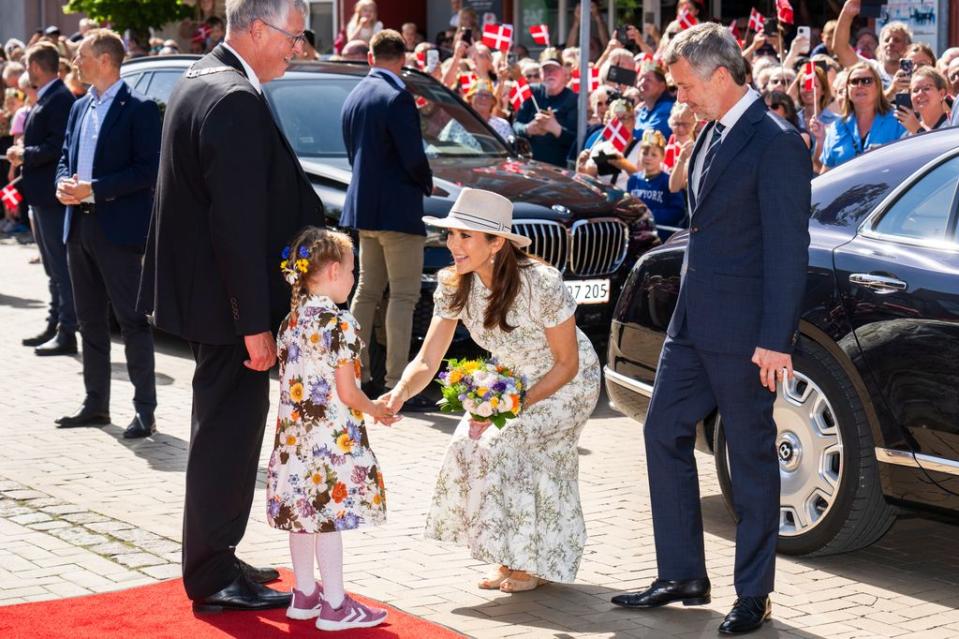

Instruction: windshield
[264,72,510,159]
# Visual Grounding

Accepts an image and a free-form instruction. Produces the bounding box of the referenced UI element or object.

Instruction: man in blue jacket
[340,29,433,405]
[513,57,578,167]
[54,30,161,438]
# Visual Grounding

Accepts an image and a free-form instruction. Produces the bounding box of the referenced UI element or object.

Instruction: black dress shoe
[719,596,771,634]
[402,392,436,412]
[611,578,711,608]
[361,380,384,398]
[55,406,111,428]
[123,414,156,439]
[237,559,279,584]
[22,323,57,347]
[192,574,292,613]
[34,330,78,356]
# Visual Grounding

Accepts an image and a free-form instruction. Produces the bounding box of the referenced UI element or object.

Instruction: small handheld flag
[602,117,632,153]
[529,24,550,47]
[482,23,513,52]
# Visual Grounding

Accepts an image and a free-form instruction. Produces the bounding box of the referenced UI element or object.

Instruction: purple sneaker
[286,582,324,620]
[315,594,387,631]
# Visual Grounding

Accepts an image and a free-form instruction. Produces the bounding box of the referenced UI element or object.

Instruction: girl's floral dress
[266,294,386,533]
[425,262,601,583]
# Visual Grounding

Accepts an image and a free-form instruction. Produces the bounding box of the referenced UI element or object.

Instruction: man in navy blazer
[611,24,811,635]
[340,29,433,403]
[8,43,76,355]
[54,30,161,438]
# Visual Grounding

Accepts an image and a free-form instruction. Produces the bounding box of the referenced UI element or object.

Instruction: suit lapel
[687,121,714,213]
[94,82,130,152]
[694,99,766,211]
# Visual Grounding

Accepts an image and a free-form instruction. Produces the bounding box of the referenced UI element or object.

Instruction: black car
[605,128,959,557]
[120,56,659,354]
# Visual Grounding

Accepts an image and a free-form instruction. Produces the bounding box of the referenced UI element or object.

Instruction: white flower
[475,402,493,417]
[463,398,477,413]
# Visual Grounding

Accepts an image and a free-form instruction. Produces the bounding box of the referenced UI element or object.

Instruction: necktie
[698,122,725,199]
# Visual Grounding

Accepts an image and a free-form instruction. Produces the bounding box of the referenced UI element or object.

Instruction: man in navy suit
[8,42,76,355]
[54,29,161,438]
[611,24,812,635]
[340,29,433,404]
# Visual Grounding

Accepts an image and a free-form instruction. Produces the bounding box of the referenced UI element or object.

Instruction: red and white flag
[776,0,794,25]
[415,50,426,69]
[801,61,816,93]
[678,10,698,31]
[1,183,22,210]
[748,8,765,32]
[509,76,533,111]
[529,24,550,47]
[728,19,741,39]
[602,117,632,153]
[637,52,655,68]
[414,95,429,108]
[458,72,478,93]
[570,66,600,94]
[482,23,513,52]
[663,134,681,171]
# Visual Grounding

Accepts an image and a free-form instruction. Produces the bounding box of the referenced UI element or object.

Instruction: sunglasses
[525,73,541,80]
[848,76,875,86]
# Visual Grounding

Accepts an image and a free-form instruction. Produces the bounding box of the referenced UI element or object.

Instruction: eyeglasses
[525,73,541,80]
[848,76,874,86]
[260,20,306,48]
[672,120,693,128]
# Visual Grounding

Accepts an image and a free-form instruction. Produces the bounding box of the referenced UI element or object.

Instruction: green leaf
[65,0,193,34]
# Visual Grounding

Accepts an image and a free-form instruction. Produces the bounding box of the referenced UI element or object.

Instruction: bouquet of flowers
[436,358,526,429]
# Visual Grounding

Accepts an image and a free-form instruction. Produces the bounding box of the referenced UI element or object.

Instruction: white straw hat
[423,188,532,248]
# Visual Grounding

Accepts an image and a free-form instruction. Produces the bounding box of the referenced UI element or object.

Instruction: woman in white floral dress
[383,188,601,592]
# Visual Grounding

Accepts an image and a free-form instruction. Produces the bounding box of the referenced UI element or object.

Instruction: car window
[872,155,959,242]
[144,70,185,105]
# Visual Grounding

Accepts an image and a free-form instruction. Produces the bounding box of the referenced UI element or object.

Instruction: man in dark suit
[611,24,812,635]
[53,30,160,438]
[138,0,323,611]
[340,29,433,404]
[8,43,77,355]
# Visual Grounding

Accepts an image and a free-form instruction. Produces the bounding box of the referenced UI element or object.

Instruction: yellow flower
[490,397,499,409]
[372,493,382,506]
[290,382,304,402]
[336,433,354,453]
[295,258,309,273]
[285,434,297,446]
[448,371,462,384]
[463,361,481,373]
[310,333,320,344]
[280,259,288,271]
[477,387,489,397]
[310,471,325,485]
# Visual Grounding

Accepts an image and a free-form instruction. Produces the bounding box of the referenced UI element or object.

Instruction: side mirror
[511,136,532,159]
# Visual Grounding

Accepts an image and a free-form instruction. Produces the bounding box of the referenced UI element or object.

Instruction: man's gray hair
[662,23,747,86]
[225,0,308,32]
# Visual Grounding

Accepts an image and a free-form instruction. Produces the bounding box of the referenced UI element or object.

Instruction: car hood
[300,155,625,222]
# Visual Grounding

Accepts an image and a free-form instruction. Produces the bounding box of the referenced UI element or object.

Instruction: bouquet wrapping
[436,358,526,429]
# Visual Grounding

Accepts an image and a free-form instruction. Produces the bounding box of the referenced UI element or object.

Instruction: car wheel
[713,338,896,556]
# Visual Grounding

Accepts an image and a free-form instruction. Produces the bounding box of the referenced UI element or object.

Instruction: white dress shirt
[690,87,760,197]
[222,42,262,94]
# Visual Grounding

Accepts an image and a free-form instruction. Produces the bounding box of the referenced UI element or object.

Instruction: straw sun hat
[422,188,532,249]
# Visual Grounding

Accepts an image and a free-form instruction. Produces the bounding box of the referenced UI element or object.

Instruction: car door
[832,153,959,478]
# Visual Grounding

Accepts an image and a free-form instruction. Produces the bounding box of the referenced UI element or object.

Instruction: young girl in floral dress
[266,227,397,631]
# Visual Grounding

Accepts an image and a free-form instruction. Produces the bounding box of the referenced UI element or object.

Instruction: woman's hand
[808,115,827,143]
[678,139,696,160]
[894,105,922,134]
[379,385,406,415]
[468,418,493,440]
[369,399,401,426]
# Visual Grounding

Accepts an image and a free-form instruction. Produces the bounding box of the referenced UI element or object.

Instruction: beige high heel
[477,565,511,590]
[499,570,547,593]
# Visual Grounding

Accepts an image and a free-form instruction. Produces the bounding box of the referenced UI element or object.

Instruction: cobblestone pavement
[2,237,959,638]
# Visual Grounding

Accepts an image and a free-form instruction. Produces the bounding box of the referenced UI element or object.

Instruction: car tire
[713,338,896,556]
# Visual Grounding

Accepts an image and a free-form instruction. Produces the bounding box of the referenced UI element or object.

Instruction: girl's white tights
[289,531,346,608]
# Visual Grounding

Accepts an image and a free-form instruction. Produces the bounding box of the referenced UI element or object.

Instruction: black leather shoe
[361,380,384,398]
[402,392,436,412]
[22,323,57,347]
[34,330,77,356]
[611,578,711,608]
[123,414,156,439]
[718,596,771,635]
[237,559,279,584]
[55,406,111,428]
[192,574,291,613]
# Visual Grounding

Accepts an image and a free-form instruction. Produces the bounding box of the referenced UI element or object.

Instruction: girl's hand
[369,399,401,426]
[468,418,492,440]
[678,139,696,160]
[378,386,405,415]
[808,116,826,142]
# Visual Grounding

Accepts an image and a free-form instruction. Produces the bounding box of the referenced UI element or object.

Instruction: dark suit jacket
[138,45,324,345]
[340,68,432,235]
[20,79,75,209]
[668,97,812,356]
[57,81,161,249]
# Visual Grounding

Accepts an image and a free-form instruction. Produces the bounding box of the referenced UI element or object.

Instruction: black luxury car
[605,128,959,557]
[120,56,659,354]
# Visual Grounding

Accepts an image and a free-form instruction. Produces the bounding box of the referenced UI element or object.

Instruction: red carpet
[0,570,466,638]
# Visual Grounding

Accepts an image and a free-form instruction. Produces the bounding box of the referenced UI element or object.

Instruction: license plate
[565,279,610,305]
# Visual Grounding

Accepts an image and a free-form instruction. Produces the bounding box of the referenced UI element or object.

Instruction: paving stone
[110,552,166,568]
[9,512,52,525]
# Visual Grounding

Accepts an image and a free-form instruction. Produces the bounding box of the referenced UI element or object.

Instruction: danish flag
[1,184,21,210]
[678,10,698,31]
[570,66,600,94]
[529,24,550,47]
[637,52,655,67]
[748,8,765,32]
[415,50,426,69]
[801,61,816,93]
[509,76,533,111]
[602,117,632,153]
[482,23,513,52]
[776,0,794,25]
[414,95,429,108]
[663,135,682,170]
[728,19,741,38]
[458,72,478,93]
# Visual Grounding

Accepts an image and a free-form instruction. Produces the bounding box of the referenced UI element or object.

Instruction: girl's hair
[443,237,537,332]
[348,0,377,27]
[841,62,891,117]
[285,227,354,311]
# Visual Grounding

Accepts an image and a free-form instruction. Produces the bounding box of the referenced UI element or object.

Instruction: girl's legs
[315,531,345,608]
[290,532,318,594]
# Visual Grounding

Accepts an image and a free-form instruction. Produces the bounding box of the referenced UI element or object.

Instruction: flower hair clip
[280,245,311,285]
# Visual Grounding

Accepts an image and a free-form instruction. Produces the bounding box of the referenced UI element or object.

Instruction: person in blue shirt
[627,129,686,241]
[819,62,905,172]
[634,63,675,139]
[513,57,578,167]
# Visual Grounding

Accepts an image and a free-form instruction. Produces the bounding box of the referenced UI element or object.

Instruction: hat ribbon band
[450,210,508,233]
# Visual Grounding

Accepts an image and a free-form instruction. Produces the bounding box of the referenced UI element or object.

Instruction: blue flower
[310,377,331,404]
[287,342,301,363]
[298,245,310,259]
[281,246,291,259]
[267,498,281,518]
[347,424,362,444]
[492,381,506,393]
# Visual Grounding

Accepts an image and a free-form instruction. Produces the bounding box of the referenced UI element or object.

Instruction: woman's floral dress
[426,262,601,582]
[266,295,386,533]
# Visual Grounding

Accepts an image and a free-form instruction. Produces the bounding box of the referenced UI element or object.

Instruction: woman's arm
[523,316,579,409]
[335,364,393,423]
[383,316,458,411]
